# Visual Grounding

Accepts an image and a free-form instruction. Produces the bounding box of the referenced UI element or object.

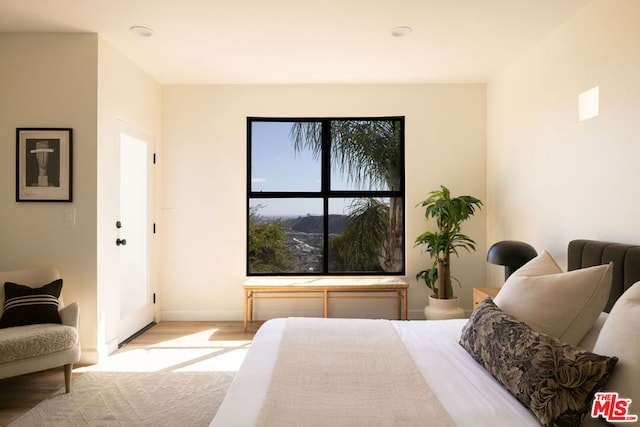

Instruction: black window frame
[247,116,406,276]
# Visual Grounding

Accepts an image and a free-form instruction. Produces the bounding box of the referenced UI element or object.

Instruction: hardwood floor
[0,321,261,426]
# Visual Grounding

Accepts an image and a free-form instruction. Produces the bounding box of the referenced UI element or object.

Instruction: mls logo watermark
[591,392,638,422]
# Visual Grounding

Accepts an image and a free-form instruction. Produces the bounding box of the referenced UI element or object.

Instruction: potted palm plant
[414,185,482,319]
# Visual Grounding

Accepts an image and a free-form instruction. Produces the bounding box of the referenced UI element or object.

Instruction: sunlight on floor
[143,329,253,348]
[76,327,252,373]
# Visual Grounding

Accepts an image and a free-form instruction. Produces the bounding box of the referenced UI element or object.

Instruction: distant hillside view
[285,215,347,273]
[289,214,347,234]
[249,214,348,273]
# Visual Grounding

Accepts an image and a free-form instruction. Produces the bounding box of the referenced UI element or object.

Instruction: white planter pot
[424,296,466,320]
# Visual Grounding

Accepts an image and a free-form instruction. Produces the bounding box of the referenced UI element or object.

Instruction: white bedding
[212,318,545,427]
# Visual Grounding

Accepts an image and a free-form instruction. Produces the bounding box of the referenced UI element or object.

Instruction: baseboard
[79,348,99,365]
[157,310,243,322]
[158,309,432,322]
[408,308,425,320]
[84,339,119,363]
[156,308,468,322]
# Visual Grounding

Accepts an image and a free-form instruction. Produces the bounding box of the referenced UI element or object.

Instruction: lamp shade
[487,240,538,280]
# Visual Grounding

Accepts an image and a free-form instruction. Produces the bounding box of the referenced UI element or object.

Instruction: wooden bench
[243,277,409,330]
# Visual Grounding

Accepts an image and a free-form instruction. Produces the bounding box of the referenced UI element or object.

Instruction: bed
[212,240,640,427]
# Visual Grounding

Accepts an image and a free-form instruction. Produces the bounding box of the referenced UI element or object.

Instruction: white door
[117,128,155,343]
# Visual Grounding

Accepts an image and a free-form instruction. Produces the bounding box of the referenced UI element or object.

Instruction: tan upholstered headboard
[568,239,640,312]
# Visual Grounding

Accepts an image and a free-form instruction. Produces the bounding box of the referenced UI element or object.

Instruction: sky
[249,120,390,218]
[251,121,321,193]
[251,121,344,217]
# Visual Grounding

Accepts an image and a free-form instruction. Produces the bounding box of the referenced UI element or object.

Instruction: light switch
[64,207,76,225]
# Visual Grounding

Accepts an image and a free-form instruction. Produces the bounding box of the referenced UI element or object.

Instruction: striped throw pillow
[0,279,63,328]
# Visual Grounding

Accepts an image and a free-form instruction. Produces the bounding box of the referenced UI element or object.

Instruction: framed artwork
[16,128,73,202]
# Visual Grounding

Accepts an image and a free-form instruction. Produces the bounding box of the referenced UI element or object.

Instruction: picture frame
[16,128,73,202]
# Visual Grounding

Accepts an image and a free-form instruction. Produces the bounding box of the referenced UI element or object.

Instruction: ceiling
[0,0,592,85]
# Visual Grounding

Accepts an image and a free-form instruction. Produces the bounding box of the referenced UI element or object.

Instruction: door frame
[116,121,156,344]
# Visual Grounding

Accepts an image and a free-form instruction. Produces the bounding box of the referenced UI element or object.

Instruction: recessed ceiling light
[129,26,154,37]
[390,26,412,37]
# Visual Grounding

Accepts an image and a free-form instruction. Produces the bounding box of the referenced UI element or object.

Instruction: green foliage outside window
[248,207,298,273]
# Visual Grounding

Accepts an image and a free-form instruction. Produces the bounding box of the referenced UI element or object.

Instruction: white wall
[96,38,162,357]
[487,0,640,285]
[160,84,486,318]
[0,34,99,360]
[6,0,636,341]
[0,33,162,364]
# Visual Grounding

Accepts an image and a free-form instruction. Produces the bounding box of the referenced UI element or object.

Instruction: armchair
[0,265,80,393]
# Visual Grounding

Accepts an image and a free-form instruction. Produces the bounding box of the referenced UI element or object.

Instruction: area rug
[9,370,234,426]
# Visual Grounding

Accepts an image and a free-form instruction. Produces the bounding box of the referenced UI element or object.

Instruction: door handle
[116,238,127,246]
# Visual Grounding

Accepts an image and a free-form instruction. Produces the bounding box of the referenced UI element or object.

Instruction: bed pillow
[0,279,63,328]
[591,281,640,425]
[460,298,618,427]
[494,250,612,346]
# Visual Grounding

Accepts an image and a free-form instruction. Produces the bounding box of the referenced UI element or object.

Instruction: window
[247,117,405,275]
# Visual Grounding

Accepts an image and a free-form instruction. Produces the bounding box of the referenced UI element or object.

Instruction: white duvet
[212,318,546,427]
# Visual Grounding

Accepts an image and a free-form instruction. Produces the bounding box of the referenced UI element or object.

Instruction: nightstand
[473,287,501,309]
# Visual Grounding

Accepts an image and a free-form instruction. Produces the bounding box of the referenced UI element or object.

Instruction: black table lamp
[487,240,538,280]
